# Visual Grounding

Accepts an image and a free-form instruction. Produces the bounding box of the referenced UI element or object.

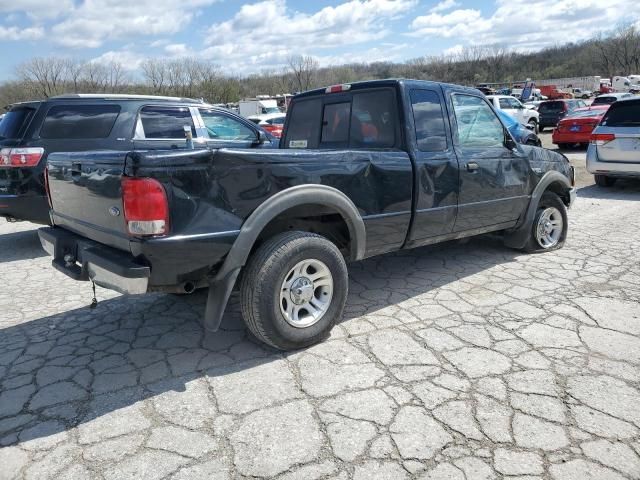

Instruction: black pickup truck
[39,80,576,350]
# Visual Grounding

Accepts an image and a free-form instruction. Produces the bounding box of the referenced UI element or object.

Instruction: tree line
[1,24,639,108]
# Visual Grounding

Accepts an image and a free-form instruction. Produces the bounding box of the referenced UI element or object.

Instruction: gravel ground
[1,151,639,479]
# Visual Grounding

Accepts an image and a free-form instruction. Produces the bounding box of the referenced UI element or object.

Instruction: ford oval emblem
[109,206,121,217]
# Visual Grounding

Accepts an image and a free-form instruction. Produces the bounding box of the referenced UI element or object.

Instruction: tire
[527,119,538,133]
[595,174,616,187]
[521,192,568,253]
[582,94,589,99]
[240,231,348,350]
[539,126,545,133]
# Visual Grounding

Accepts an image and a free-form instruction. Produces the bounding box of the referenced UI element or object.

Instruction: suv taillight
[0,147,45,167]
[590,133,616,146]
[121,177,169,236]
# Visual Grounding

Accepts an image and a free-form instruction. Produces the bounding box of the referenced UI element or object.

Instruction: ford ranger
[39,80,576,350]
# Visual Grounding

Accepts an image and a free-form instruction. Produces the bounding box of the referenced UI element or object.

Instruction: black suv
[0,94,273,224]
[537,99,587,131]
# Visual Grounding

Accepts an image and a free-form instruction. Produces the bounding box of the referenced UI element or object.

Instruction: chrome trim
[87,262,149,295]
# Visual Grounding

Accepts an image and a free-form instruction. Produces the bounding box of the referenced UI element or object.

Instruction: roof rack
[49,93,205,103]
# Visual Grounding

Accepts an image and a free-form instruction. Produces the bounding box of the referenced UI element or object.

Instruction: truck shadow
[1,234,521,446]
[0,228,48,264]
[577,179,640,201]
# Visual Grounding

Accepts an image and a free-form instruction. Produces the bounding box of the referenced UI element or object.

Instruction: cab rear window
[0,107,36,140]
[40,104,120,139]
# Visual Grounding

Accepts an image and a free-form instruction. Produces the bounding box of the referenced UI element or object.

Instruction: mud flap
[203,268,241,332]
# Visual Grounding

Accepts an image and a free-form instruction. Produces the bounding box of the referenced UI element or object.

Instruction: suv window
[452,95,505,148]
[350,90,395,148]
[0,107,36,140]
[40,104,120,139]
[539,101,565,113]
[410,89,447,151]
[601,101,640,127]
[199,110,256,141]
[139,106,196,139]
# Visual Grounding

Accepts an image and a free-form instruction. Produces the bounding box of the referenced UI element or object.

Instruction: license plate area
[569,125,581,132]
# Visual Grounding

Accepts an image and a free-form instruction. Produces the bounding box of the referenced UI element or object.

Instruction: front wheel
[528,119,538,133]
[240,231,348,350]
[521,192,568,253]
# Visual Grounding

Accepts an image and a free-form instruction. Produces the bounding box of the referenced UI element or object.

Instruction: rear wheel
[240,231,348,350]
[521,192,568,253]
[595,174,616,187]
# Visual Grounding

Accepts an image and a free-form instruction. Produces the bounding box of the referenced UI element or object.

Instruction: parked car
[247,113,286,138]
[537,99,587,131]
[592,92,634,105]
[485,95,540,132]
[0,94,275,225]
[551,105,609,148]
[571,88,593,99]
[495,109,541,146]
[587,97,640,186]
[39,79,575,350]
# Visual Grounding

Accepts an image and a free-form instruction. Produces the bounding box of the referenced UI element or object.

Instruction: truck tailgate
[47,150,130,251]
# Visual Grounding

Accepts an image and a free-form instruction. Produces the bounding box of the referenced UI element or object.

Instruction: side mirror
[254,130,268,145]
[505,132,518,150]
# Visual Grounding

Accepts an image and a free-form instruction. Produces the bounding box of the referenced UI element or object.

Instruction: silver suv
[587,97,640,186]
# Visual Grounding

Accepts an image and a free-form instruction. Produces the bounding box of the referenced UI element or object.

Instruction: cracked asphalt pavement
[1,175,640,479]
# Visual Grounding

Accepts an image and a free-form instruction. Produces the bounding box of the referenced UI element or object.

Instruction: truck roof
[293,78,480,99]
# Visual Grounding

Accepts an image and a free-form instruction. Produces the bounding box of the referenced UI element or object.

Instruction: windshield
[0,107,35,140]
[565,109,607,119]
[601,101,640,126]
[262,107,281,114]
[538,101,565,113]
[593,96,616,105]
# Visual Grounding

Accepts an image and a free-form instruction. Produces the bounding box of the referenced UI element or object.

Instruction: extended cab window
[139,106,196,139]
[40,104,120,139]
[350,90,396,148]
[410,90,447,151]
[452,95,505,148]
[199,110,256,141]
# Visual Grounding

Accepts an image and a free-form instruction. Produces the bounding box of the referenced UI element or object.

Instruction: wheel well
[545,181,571,206]
[253,204,352,259]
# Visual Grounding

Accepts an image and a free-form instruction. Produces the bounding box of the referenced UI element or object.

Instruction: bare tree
[287,55,318,92]
[16,57,69,97]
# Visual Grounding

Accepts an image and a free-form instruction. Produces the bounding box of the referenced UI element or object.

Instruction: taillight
[0,147,45,167]
[121,177,169,236]
[325,84,351,94]
[590,133,616,146]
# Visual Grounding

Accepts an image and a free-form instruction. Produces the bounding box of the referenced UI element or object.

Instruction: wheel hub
[535,207,563,249]
[290,277,314,305]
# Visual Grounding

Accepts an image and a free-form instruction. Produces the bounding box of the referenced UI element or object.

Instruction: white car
[486,95,540,132]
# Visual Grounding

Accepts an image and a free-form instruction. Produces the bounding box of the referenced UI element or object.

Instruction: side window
[199,110,256,141]
[499,98,511,109]
[350,90,396,148]
[139,106,196,139]
[452,95,505,148]
[40,105,120,139]
[285,98,322,149]
[410,89,447,152]
[321,102,350,145]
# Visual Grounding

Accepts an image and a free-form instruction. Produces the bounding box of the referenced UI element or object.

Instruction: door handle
[466,162,479,172]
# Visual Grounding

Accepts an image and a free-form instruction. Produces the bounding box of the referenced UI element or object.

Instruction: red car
[552,105,609,148]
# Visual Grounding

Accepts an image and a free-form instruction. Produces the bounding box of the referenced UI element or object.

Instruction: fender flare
[204,184,366,332]
[504,171,571,249]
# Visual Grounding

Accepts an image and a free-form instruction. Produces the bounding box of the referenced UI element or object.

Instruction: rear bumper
[552,131,591,144]
[586,146,640,176]
[0,194,51,224]
[38,227,150,295]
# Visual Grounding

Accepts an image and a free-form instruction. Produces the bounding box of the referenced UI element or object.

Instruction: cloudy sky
[0,0,638,80]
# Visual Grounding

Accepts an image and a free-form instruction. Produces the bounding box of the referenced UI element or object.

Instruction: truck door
[449,93,530,232]
[404,88,459,247]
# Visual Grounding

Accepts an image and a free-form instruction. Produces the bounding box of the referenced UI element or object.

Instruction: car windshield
[601,101,640,126]
[539,102,565,113]
[593,96,616,105]
[263,107,280,114]
[0,107,35,140]
[565,109,607,119]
